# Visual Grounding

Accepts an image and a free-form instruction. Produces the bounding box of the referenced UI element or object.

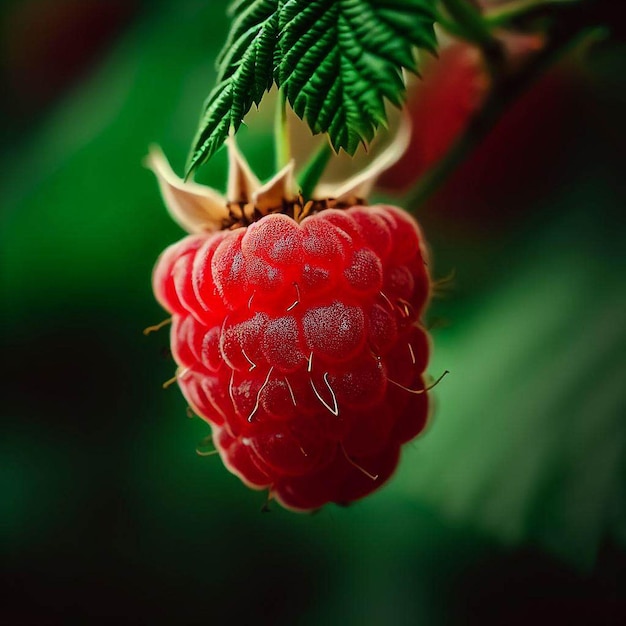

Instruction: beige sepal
[253,160,297,214]
[314,114,412,204]
[226,137,261,204]
[145,146,229,234]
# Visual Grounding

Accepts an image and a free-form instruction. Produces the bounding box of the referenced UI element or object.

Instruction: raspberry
[153,203,432,511]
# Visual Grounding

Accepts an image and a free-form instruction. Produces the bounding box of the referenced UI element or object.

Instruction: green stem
[274,89,290,171]
[405,19,594,211]
[439,0,504,73]
[484,0,577,28]
[297,142,333,200]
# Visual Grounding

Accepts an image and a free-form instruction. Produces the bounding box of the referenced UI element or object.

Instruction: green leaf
[279,0,437,154]
[186,0,279,176]
[187,0,438,173]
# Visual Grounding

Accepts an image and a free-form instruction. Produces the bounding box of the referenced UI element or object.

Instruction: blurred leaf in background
[1,0,625,624]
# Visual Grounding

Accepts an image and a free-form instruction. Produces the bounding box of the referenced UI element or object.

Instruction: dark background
[1,1,625,624]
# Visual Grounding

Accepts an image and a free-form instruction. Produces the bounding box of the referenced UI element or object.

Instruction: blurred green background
[1,1,625,623]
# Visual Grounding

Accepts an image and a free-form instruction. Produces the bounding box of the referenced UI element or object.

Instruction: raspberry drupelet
[148,138,432,511]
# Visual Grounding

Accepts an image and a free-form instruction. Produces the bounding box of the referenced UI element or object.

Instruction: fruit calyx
[146,116,410,235]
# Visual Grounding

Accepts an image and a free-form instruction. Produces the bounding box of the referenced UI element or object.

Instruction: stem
[297,142,333,200]
[484,0,577,28]
[274,89,290,171]
[405,17,594,211]
[439,0,504,73]
[404,128,478,210]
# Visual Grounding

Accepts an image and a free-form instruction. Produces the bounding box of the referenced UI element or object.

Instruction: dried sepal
[148,115,411,233]
[145,146,229,234]
[254,160,296,213]
[314,115,412,204]
[226,137,261,204]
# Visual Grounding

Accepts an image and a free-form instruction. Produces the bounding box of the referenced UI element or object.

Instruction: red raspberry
[153,204,431,511]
